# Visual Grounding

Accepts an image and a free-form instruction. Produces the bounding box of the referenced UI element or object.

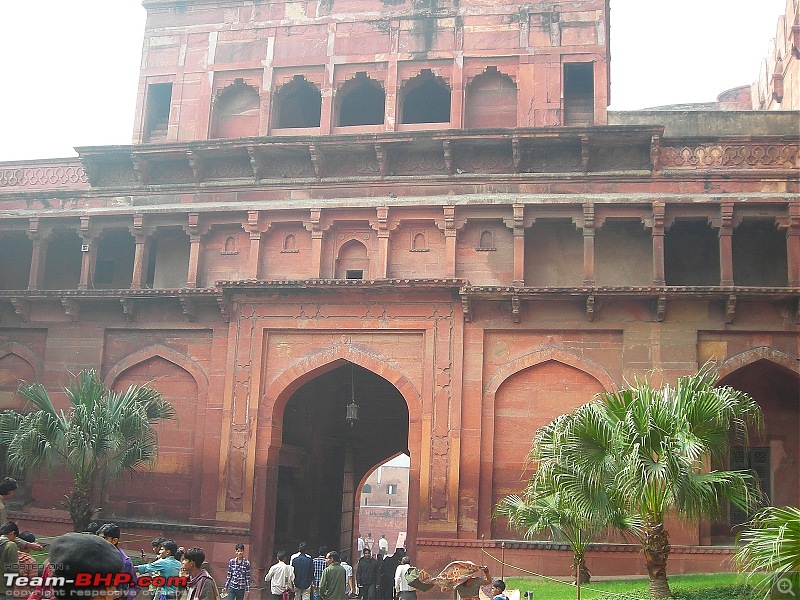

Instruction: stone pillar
[785,201,800,287]
[719,203,734,286]
[505,204,525,286]
[375,207,390,278]
[186,212,201,288]
[130,214,149,290]
[582,203,595,286]
[78,216,96,290]
[443,206,457,278]
[307,209,324,278]
[27,218,47,291]
[247,211,262,279]
[652,201,666,285]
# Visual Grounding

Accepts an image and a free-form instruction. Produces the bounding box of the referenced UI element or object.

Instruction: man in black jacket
[356,548,379,600]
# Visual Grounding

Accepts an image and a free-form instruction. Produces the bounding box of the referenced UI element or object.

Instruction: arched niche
[465,67,517,128]
[211,78,261,138]
[400,70,451,124]
[336,73,386,127]
[335,239,370,279]
[273,76,322,129]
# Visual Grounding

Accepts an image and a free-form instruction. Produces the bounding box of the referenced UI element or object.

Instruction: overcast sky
[0,0,788,162]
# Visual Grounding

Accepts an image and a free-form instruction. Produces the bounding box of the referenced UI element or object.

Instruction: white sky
[0,0,788,162]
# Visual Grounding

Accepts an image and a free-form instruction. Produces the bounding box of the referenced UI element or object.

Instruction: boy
[490,580,508,600]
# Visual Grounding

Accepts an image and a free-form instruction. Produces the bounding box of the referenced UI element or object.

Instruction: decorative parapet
[660,142,799,169]
[0,159,89,191]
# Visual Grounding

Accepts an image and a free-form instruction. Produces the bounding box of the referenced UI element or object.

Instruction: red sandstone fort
[0,0,798,581]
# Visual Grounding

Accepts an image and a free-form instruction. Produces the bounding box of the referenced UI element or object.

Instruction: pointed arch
[0,342,44,383]
[263,343,421,420]
[716,347,800,380]
[484,347,616,401]
[104,344,209,398]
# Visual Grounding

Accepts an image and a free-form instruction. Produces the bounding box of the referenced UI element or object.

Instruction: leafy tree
[0,369,175,532]
[734,505,800,599]
[564,366,764,599]
[497,413,641,600]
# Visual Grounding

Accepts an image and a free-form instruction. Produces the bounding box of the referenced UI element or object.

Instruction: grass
[505,572,761,600]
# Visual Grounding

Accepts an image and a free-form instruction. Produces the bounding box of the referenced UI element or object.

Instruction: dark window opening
[145,238,158,288]
[211,78,261,138]
[346,270,364,280]
[730,446,770,526]
[387,484,397,494]
[363,484,372,494]
[337,73,386,127]
[465,67,517,129]
[665,221,720,285]
[95,230,135,289]
[0,233,32,290]
[733,220,788,286]
[400,70,451,124]
[563,63,594,126]
[145,83,172,142]
[335,239,370,279]
[478,230,495,250]
[42,231,82,290]
[94,260,115,285]
[274,76,322,128]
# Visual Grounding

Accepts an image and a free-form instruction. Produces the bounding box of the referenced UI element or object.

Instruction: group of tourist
[264,542,416,600]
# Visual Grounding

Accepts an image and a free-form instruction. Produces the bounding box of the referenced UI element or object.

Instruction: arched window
[412,232,427,251]
[273,76,322,129]
[363,484,372,493]
[223,236,237,253]
[400,70,451,124]
[336,73,386,127]
[465,67,517,128]
[478,230,495,250]
[282,234,298,253]
[211,78,260,138]
[335,239,369,279]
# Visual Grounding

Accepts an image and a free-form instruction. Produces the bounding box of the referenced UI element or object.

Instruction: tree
[0,369,176,532]
[565,366,764,599]
[734,505,800,599]
[496,413,641,600]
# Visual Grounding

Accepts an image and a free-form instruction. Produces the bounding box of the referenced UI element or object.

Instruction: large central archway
[274,362,410,556]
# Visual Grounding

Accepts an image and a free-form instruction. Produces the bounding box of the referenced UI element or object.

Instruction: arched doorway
[275,362,410,557]
[712,357,800,543]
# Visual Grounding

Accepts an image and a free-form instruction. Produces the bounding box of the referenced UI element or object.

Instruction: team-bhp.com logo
[4,573,188,590]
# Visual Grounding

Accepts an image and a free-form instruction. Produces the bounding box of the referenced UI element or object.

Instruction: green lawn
[505,573,761,600]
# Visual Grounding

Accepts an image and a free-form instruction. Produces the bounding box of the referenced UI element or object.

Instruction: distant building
[359,465,409,554]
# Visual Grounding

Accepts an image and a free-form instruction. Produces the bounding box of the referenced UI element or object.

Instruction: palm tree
[566,366,764,599]
[0,369,175,531]
[496,413,641,599]
[734,505,800,599]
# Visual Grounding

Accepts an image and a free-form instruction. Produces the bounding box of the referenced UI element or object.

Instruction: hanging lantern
[346,364,359,426]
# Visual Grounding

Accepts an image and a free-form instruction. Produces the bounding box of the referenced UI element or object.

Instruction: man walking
[312,546,328,600]
[265,550,294,600]
[356,548,379,600]
[97,523,138,600]
[291,542,314,600]
[318,551,346,600]
[223,543,251,600]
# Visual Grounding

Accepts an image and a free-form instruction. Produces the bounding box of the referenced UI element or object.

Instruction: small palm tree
[0,369,175,531]
[496,413,641,600]
[734,505,800,599]
[566,366,764,599]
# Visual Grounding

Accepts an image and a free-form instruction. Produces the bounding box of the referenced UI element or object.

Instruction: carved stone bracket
[132,156,151,185]
[580,134,590,172]
[725,294,737,324]
[309,144,324,180]
[374,143,387,178]
[218,296,231,322]
[247,147,264,181]
[512,137,522,172]
[442,140,453,174]
[61,298,80,322]
[180,297,197,321]
[187,150,206,183]
[511,295,521,323]
[651,134,661,173]
[120,298,136,322]
[10,298,30,322]
[654,295,667,322]
[586,295,596,322]
[462,296,472,322]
